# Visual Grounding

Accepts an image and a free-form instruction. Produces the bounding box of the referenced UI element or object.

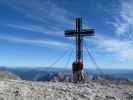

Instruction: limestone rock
[0,79,133,100]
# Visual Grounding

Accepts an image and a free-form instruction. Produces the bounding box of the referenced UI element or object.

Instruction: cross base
[72,61,84,82]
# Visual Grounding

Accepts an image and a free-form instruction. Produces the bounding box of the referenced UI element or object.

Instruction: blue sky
[0,0,133,69]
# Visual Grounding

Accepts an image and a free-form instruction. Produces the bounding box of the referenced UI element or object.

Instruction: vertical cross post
[76,18,83,62]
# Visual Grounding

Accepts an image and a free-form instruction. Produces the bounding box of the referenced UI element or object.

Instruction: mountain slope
[0,71,21,80]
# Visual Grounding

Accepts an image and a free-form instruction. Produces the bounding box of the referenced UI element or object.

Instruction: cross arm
[64,30,76,37]
[64,29,95,37]
[81,29,95,36]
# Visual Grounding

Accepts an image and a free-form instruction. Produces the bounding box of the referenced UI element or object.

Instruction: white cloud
[94,35,133,60]
[111,0,133,37]
[86,0,133,63]
[6,24,45,33]
[0,35,69,48]
[2,0,74,29]
[101,0,133,60]
[5,23,64,36]
[1,0,76,38]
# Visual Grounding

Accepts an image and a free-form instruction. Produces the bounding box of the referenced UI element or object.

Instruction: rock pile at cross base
[0,79,133,100]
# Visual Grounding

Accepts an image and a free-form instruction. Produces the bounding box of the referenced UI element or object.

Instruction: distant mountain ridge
[0,66,9,71]
[0,66,133,81]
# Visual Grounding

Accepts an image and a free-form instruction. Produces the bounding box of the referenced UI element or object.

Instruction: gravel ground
[0,79,133,100]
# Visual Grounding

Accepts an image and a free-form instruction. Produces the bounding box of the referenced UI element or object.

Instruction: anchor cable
[64,49,73,68]
[84,41,105,76]
[45,47,72,70]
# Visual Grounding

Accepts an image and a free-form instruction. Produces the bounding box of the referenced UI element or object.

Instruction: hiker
[79,61,84,81]
[72,62,78,82]
[72,61,84,82]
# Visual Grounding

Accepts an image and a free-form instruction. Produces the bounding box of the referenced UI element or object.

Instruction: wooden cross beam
[65,29,95,37]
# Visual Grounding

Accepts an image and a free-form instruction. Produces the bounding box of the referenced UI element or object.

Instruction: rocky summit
[0,79,133,100]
